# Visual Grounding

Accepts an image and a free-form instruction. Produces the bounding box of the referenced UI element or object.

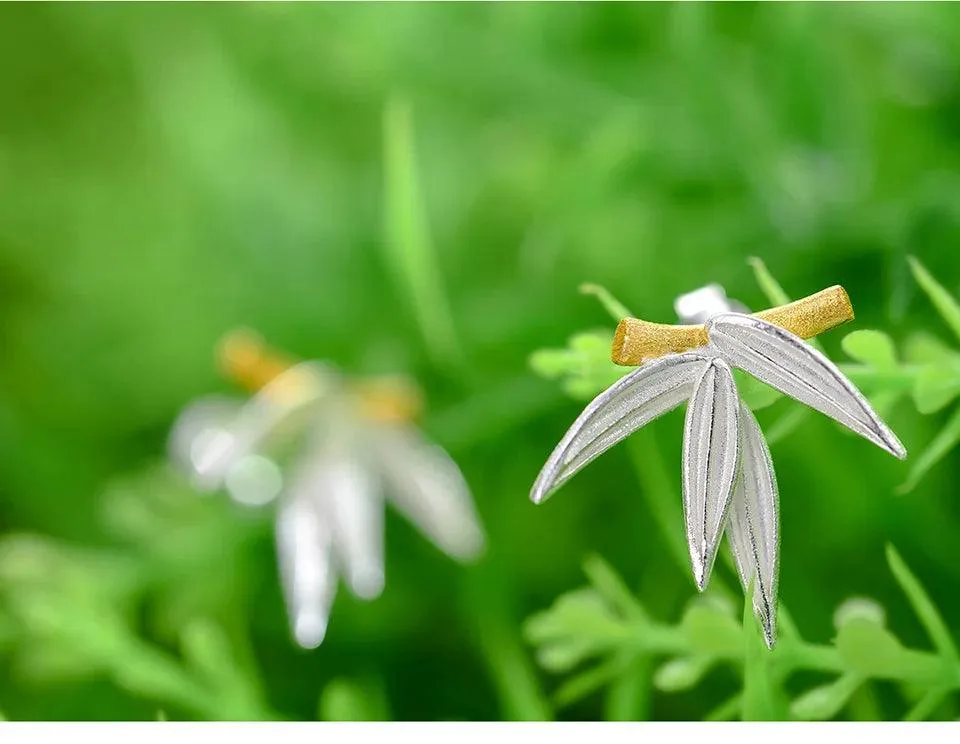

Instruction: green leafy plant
[0,466,277,721]
[525,548,960,721]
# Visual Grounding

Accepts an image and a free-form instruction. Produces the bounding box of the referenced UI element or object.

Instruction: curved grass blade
[728,402,779,649]
[898,405,960,493]
[908,255,960,344]
[530,353,710,504]
[682,358,741,590]
[707,313,907,460]
[383,94,463,371]
[886,544,959,663]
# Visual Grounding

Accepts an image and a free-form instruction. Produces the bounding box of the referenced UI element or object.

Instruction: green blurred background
[1,1,960,722]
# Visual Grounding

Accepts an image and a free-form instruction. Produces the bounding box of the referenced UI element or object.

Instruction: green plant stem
[905,688,949,721]
[603,653,652,721]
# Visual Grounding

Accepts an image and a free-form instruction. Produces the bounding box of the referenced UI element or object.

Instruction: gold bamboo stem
[611,285,854,366]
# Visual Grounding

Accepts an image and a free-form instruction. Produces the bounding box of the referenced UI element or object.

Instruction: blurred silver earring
[170,330,484,649]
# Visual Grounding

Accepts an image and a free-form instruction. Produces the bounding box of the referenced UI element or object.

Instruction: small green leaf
[156,710,167,722]
[580,284,634,322]
[319,678,390,722]
[835,618,906,676]
[903,332,960,366]
[790,674,864,721]
[909,256,960,344]
[537,638,602,673]
[680,600,743,657]
[529,331,625,400]
[899,404,960,493]
[653,656,715,692]
[912,366,960,414]
[552,658,625,708]
[529,349,577,380]
[886,544,959,663]
[524,588,629,649]
[748,257,791,307]
[582,554,648,624]
[833,597,886,630]
[841,330,897,369]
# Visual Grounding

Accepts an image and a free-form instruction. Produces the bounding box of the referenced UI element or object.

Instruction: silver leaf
[728,401,780,649]
[682,358,741,590]
[531,353,711,505]
[706,313,907,460]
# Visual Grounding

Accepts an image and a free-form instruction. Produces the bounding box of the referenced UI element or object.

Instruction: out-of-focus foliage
[1,2,960,721]
[525,548,960,722]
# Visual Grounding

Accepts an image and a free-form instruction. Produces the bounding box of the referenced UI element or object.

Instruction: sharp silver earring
[531,283,906,648]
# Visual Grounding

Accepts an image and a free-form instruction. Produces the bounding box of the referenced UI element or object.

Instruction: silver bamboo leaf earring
[531,283,907,648]
[170,330,485,649]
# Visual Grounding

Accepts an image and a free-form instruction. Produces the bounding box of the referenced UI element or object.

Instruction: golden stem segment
[611,285,854,366]
[216,328,422,424]
[217,329,295,394]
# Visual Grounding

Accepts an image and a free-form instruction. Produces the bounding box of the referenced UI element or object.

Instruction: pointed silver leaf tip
[706,313,908,461]
[728,401,780,652]
[692,556,707,592]
[762,616,776,650]
[682,358,741,594]
[530,353,712,505]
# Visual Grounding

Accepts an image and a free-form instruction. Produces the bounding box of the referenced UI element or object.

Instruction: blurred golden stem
[216,328,422,424]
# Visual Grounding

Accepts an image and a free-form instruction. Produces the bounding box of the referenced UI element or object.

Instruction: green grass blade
[706,694,741,721]
[579,284,634,322]
[885,544,959,663]
[908,255,960,345]
[748,257,791,307]
[904,688,949,722]
[383,93,463,371]
[898,404,960,493]
[748,257,824,352]
[466,570,552,721]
